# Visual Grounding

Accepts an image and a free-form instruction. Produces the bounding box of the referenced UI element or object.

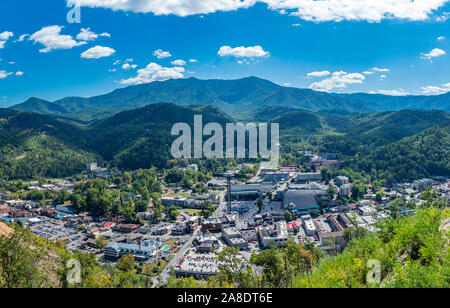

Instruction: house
[187,164,199,171]
[296,172,322,184]
[412,179,433,191]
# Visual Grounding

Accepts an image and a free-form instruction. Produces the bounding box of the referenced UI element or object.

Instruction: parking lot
[175,250,219,274]
[30,221,80,246]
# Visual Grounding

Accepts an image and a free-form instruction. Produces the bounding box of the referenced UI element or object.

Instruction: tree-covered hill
[350,125,450,183]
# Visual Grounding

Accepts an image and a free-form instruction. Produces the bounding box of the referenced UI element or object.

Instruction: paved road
[153,227,200,287]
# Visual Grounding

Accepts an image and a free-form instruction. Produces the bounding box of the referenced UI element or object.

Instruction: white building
[302,215,317,236]
[257,222,288,249]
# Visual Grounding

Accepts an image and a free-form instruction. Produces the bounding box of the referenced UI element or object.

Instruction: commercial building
[257,222,288,249]
[202,218,222,233]
[222,227,248,250]
[296,172,322,184]
[264,172,289,182]
[339,184,352,198]
[302,215,316,236]
[104,239,161,261]
[284,190,326,215]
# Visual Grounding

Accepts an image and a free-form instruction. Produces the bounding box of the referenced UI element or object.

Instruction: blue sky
[0,0,449,107]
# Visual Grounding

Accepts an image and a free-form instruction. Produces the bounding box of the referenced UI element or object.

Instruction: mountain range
[1,101,449,181]
[10,77,450,123]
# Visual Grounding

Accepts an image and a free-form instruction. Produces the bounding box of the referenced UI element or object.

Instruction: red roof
[292,221,300,228]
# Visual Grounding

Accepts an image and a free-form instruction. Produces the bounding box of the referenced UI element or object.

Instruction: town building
[222,227,248,250]
[257,222,288,249]
[104,239,161,261]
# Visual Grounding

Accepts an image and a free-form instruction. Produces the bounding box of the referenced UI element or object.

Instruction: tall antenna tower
[226,174,232,215]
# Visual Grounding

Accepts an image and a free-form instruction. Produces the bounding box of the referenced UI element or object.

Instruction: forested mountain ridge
[11,77,450,123]
[0,104,449,182]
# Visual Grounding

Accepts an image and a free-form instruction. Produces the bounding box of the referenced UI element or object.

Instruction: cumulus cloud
[69,0,450,22]
[309,71,365,92]
[81,46,116,59]
[0,31,14,49]
[421,83,450,95]
[30,25,86,53]
[0,70,13,79]
[421,48,446,59]
[369,89,409,96]
[171,59,187,66]
[189,59,198,63]
[307,71,330,78]
[15,71,24,76]
[153,49,172,59]
[120,62,185,85]
[76,28,99,41]
[218,45,270,58]
[0,31,13,41]
[71,0,255,17]
[122,63,137,70]
[437,36,446,40]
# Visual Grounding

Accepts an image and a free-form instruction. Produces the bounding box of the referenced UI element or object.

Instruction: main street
[153,226,200,287]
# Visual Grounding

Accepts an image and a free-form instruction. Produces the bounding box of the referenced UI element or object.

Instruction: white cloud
[0,31,13,41]
[71,0,255,17]
[100,32,111,37]
[307,70,330,78]
[70,0,450,22]
[81,46,116,59]
[0,70,13,79]
[283,82,292,86]
[153,49,172,59]
[292,23,302,27]
[0,31,13,49]
[15,71,24,76]
[421,83,450,95]
[309,71,365,92]
[218,45,270,58]
[380,74,387,80]
[437,36,446,40]
[421,48,446,59]
[120,62,185,85]
[372,67,390,72]
[171,59,187,66]
[17,34,29,42]
[76,28,99,41]
[363,71,374,75]
[8,62,15,65]
[369,89,409,96]
[122,63,137,70]
[29,25,86,53]
[189,59,198,63]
